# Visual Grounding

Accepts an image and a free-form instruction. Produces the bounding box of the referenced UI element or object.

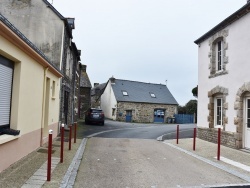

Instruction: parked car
[85,108,105,125]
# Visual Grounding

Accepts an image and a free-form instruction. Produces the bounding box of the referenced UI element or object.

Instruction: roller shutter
[0,55,14,128]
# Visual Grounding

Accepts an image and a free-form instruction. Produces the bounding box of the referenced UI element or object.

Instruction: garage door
[0,55,14,128]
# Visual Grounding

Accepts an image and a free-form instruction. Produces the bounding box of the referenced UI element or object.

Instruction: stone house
[0,0,81,127]
[91,83,107,108]
[79,64,92,119]
[101,77,178,123]
[194,2,250,149]
[0,14,62,172]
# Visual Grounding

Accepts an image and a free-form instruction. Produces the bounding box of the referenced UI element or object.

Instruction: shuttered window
[0,55,14,128]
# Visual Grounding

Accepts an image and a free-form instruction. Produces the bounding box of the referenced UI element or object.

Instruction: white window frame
[214,97,223,128]
[216,40,223,72]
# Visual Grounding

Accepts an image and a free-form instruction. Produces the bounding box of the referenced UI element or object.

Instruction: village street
[71,120,250,188]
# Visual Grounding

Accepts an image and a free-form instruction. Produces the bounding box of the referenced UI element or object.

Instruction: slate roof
[91,83,107,96]
[80,72,91,88]
[194,2,250,44]
[111,79,178,105]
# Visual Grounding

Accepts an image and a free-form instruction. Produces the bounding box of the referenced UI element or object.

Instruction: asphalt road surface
[71,120,250,187]
[74,138,247,188]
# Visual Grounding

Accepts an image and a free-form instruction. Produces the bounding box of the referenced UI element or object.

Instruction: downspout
[58,25,65,125]
[40,67,49,146]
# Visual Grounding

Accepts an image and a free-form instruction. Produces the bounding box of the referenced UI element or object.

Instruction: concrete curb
[60,138,87,188]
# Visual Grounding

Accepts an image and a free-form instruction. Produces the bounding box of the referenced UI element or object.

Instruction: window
[52,81,56,99]
[215,98,223,127]
[122,91,128,96]
[150,93,156,98]
[217,41,223,71]
[0,55,14,129]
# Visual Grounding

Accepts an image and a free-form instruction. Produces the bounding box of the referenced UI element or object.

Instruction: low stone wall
[197,127,237,149]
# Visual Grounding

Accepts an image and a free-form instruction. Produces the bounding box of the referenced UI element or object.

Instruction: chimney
[94,83,99,87]
[110,76,115,84]
[81,64,86,72]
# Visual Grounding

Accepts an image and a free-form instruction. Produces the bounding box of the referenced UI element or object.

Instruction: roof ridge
[115,79,166,86]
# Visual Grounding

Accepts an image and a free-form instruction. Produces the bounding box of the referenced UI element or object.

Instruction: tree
[192,86,198,97]
[185,100,197,115]
[177,105,186,114]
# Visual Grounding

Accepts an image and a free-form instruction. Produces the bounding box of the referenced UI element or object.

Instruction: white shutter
[0,63,13,127]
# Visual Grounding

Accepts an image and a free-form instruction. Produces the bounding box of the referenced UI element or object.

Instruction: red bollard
[193,128,196,151]
[176,125,179,144]
[60,124,64,163]
[217,128,221,161]
[74,122,77,143]
[69,124,72,150]
[47,130,53,181]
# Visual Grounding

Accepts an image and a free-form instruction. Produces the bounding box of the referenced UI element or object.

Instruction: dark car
[85,108,105,125]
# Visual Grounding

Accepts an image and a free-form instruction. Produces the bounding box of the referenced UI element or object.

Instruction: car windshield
[92,109,102,113]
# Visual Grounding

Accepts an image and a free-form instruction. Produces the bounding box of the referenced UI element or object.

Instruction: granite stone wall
[116,102,177,123]
[198,127,237,149]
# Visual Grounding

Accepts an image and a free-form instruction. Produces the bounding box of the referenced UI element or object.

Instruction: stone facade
[79,64,91,119]
[79,87,91,118]
[116,102,177,123]
[208,29,229,78]
[198,127,237,148]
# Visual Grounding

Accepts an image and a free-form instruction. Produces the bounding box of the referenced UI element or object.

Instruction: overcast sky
[51,0,246,105]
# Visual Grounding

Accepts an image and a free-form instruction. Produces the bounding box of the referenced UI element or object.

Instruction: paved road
[74,138,247,188]
[78,119,196,140]
[71,120,249,187]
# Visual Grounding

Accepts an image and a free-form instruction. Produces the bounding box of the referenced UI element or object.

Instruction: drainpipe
[40,67,49,146]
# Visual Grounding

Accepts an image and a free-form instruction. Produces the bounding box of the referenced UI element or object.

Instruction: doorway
[244,97,250,149]
[126,110,132,122]
[154,109,165,123]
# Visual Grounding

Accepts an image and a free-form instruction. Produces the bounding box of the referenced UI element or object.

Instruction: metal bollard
[69,124,72,150]
[176,125,179,144]
[74,122,77,143]
[217,128,221,160]
[60,124,64,163]
[47,129,53,181]
[193,128,196,151]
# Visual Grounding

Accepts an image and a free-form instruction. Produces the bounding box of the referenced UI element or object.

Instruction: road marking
[218,156,250,172]
[163,141,250,183]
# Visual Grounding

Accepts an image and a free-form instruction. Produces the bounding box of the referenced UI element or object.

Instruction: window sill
[209,70,228,78]
[0,134,20,145]
[51,97,56,100]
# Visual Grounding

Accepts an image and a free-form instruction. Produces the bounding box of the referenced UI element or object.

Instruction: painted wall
[197,12,250,133]
[0,31,60,172]
[0,0,64,69]
[101,81,117,120]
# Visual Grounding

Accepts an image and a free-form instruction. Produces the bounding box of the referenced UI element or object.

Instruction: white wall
[101,81,117,120]
[197,13,250,133]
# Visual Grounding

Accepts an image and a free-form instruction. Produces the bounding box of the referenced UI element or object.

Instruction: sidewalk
[164,138,250,184]
[0,133,85,188]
